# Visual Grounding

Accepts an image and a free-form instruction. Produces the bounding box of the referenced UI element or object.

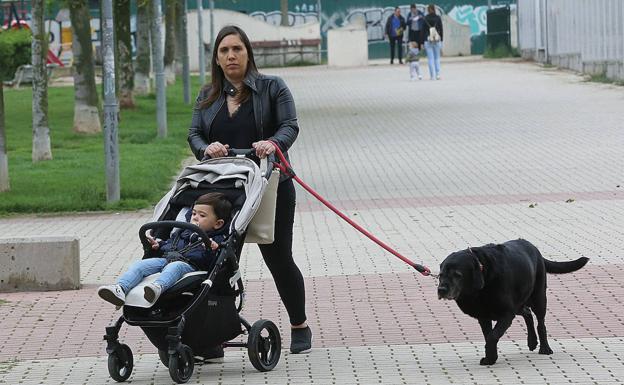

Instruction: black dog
[437,239,588,365]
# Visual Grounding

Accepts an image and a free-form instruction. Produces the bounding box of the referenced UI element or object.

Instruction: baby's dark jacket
[159,229,226,271]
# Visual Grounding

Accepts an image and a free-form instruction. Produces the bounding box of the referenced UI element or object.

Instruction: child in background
[406,41,422,81]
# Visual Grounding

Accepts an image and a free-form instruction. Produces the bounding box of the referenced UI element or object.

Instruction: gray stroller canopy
[152,156,272,235]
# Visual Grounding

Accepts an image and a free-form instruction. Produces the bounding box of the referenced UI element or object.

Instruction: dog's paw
[539,346,553,355]
[480,356,497,365]
[528,336,538,351]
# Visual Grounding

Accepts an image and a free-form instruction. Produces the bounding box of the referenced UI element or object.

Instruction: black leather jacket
[188,71,299,182]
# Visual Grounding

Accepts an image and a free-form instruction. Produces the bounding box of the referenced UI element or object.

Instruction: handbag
[245,168,280,244]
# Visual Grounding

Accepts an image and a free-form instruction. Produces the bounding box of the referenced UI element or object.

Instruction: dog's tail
[544,257,589,274]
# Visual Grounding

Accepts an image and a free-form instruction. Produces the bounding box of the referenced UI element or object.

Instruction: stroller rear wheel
[169,344,194,384]
[107,343,133,382]
[248,319,281,372]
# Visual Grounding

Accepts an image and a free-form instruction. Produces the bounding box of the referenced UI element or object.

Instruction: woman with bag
[421,4,444,80]
[188,25,312,356]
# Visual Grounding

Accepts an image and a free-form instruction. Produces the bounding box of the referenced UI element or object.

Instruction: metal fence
[517,0,624,81]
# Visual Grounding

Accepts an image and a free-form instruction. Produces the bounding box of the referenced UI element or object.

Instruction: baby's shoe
[144,283,163,305]
[98,284,126,306]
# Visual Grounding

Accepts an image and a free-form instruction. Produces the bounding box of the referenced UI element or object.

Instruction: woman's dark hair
[428,4,436,14]
[199,25,259,109]
[195,192,232,221]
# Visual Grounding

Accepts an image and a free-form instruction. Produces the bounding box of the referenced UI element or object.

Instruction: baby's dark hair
[195,192,232,220]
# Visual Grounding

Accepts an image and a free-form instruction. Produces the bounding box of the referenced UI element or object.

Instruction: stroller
[103,149,282,383]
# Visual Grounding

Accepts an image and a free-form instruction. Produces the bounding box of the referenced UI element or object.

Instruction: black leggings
[258,178,307,325]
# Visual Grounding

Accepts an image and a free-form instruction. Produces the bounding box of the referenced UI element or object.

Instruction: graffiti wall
[247,2,514,39]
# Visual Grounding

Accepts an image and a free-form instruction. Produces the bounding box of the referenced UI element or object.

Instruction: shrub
[483,44,520,59]
[0,28,32,81]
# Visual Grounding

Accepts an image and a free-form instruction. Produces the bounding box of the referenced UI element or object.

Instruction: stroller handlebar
[139,221,212,249]
[201,148,276,162]
[201,148,277,178]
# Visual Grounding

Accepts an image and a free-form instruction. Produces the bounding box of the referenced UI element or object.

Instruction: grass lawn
[1,77,206,215]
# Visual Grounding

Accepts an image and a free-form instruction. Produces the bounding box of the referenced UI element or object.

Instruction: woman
[384,6,406,64]
[406,4,425,50]
[188,25,312,355]
[421,4,443,80]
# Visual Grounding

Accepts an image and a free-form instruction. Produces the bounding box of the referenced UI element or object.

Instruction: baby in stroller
[97,192,232,307]
[103,152,283,384]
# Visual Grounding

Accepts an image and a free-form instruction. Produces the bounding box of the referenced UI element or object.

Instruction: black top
[210,96,257,149]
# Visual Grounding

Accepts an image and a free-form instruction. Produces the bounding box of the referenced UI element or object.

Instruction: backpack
[426,19,441,42]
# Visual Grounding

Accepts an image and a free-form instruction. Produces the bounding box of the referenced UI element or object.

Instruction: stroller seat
[124,271,208,308]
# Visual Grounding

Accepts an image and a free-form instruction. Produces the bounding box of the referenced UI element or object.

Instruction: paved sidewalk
[1,58,623,384]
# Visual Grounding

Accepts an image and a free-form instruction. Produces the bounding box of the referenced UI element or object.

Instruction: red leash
[267,141,433,277]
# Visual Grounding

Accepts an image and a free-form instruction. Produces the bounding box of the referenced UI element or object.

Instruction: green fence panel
[486,6,511,52]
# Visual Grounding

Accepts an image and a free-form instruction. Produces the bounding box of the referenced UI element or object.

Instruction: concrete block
[441,15,471,57]
[0,237,80,292]
[328,23,368,67]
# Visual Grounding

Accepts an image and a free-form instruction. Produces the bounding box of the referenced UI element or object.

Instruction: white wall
[186,9,320,71]
[517,0,624,80]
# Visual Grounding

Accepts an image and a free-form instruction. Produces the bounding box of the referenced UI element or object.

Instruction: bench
[251,39,322,67]
[3,63,58,89]
[0,236,80,292]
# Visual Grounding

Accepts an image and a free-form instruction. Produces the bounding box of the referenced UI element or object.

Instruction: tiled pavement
[1,58,623,384]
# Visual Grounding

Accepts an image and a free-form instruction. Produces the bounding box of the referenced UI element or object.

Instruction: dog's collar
[468,247,484,272]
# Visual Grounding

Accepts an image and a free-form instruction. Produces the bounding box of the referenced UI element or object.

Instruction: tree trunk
[135,0,151,95]
[31,0,52,162]
[114,0,135,108]
[174,0,184,75]
[164,0,177,84]
[280,0,289,26]
[69,0,101,134]
[0,83,9,191]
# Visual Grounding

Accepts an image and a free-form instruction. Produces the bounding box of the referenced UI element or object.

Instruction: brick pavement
[1,59,623,384]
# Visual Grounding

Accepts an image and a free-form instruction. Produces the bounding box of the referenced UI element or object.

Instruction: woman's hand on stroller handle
[203,141,230,159]
[200,145,277,164]
[252,140,276,159]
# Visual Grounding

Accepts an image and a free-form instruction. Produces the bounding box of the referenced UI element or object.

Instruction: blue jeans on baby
[117,258,195,293]
[424,41,441,79]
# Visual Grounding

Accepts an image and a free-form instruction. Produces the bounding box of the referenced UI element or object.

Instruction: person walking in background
[406,41,422,81]
[421,3,444,80]
[407,4,425,50]
[385,7,406,64]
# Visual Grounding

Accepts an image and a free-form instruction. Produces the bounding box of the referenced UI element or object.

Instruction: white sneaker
[144,283,163,304]
[98,284,126,306]
[436,75,441,80]
[410,77,416,81]
[418,75,423,80]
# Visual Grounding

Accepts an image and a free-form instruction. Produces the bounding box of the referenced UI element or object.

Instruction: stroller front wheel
[169,344,194,384]
[107,343,133,382]
[158,349,169,368]
[248,319,281,372]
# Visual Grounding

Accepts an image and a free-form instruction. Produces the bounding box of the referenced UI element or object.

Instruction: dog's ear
[471,253,485,290]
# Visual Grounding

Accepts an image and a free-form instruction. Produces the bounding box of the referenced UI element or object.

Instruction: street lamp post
[152,0,167,137]
[198,0,205,84]
[101,0,120,202]
[182,0,191,104]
